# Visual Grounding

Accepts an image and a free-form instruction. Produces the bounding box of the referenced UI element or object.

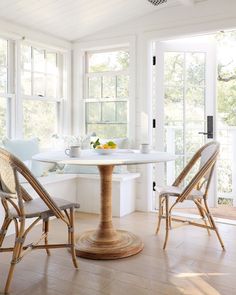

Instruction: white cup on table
[65,146,81,157]
[140,143,150,154]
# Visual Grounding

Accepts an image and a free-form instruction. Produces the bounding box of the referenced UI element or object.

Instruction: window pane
[102,102,116,122]
[164,52,184,86]
[0,68,7,93]
[0,39,7,67]
[21,45,31,71]
[116,101,127,122]
[186,52,205,86]
[102,76,116,98]
[33,73,45,96]
[46,52,57,75]
[0,97,7,139]
[117,75,129,98]
[88,77,101,98]
[87,123,127,138]
[23,100,58,147]
[164,86,183,125]
[86,102,101,123]
[88,50,129,72]
[185,86,205,121]
[33,48,45,72]
[46,75,57,98]
[21,71,32,95]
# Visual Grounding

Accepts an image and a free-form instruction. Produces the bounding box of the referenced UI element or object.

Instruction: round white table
[33,149,175,260]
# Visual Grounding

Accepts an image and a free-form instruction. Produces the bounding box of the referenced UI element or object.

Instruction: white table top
[33,149,176,166]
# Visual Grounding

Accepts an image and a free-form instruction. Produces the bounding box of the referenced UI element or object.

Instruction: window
[85,49,130,138]
[0,38,12,140]
[21,44,62,147]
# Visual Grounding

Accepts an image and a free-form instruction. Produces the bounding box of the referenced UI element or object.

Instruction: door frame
[152,38,217,209]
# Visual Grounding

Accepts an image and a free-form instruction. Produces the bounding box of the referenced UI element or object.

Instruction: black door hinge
[153,119,156,128]
[153,56,156,66]
[153,181,156,192]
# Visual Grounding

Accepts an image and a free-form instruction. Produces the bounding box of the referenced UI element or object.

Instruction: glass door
[153,39,216,209]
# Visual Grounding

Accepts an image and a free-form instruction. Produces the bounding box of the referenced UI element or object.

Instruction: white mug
[65,146,81,158]
[140,143,150,154]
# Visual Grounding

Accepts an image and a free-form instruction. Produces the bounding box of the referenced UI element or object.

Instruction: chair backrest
[173,141,220,202]
[0,147,64,219]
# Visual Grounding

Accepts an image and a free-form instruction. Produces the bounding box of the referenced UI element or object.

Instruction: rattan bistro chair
[156,141,225,250]
[0,148,80,294]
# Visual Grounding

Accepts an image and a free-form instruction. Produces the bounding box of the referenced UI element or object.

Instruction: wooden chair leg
[43,219,50,256]
[204,200,225,250]
[195,200,211,236]
[69,208,78,269]
[163,197,169,250]
[0,218,12,247]
[4,231,24,294]
[156,196,164,234]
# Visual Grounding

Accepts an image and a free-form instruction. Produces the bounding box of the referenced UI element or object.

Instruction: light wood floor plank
[0,212,235,295]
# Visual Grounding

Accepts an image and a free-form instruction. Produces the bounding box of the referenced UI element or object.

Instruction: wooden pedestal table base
[75,165,144,259]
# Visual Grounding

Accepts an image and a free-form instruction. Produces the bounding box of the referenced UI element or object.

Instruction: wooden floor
[1,212,236,295]
[175,206,236,221]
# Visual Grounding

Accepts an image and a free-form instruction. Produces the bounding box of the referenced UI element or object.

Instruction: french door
[152,39,217,208]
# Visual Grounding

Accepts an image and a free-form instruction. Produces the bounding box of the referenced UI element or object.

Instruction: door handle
[198,116,214,139]
[198,131,213,137]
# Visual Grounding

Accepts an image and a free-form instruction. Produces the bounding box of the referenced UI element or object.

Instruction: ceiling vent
[147,0,167,5]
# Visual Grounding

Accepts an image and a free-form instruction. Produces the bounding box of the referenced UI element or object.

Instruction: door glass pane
[23,100,57,147]
[185,87,205,121]
[164,86,183,124]
[164,53,184,86]
[186,52,205,86]
[0,97,7,139]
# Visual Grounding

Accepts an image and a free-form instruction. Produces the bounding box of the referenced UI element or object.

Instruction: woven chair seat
[9,198,80,219]
[158,185,204,200]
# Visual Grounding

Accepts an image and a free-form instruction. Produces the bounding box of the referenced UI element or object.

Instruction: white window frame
[0,37,15,139]
[19,41,65,141]
[73,36,136,144]
[84,47,130,138]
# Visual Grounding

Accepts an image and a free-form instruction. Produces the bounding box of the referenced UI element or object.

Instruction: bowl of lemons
[91,139,117,155]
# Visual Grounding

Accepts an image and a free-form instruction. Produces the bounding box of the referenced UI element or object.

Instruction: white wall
[73,0,236,211]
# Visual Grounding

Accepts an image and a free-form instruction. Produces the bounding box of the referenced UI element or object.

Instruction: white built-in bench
[21,172,140,217]
[76,173,140,217]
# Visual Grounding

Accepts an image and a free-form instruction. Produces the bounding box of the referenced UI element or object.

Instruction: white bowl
[94,148,116,155]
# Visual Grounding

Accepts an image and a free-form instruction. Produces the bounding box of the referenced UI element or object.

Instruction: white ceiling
[0,0,195,41]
